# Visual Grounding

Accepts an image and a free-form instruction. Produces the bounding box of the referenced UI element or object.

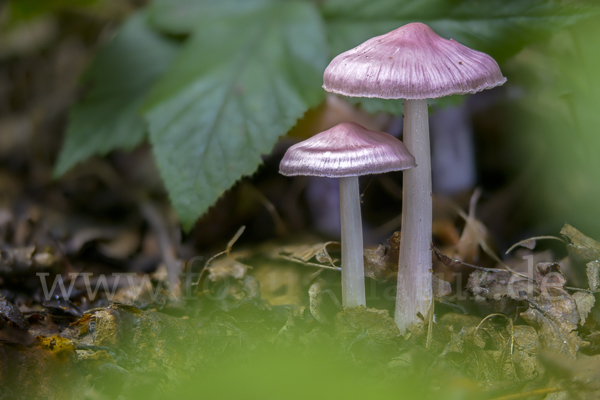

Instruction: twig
[565,286,597,294]
[433,245,533,280]
[452,189,528,278]
[141,201,182,297]
[434,297,468,314]
[242,183,287,236]
[505,236,566,254]
[225,226,246,257]
[474,313,514,355]
[278,255,342,271]
[194,226,247,292]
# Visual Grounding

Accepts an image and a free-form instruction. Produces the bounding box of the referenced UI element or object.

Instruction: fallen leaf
[453,189,489,264]
[573,291,595,326]
[308,278,341,324]
[277,241,341,271]
[253,262,302,306]
[0,297,29,330]
[433,275,452,298]
[335,306,400,361]
[363,231,400,282]
[38,335,76,356]
[586,260,600,292]
[467,269,533,302]
[519,272,581,356]
[561,223,600,264]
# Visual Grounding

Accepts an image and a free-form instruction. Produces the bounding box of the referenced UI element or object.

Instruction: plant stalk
[339,176,366,308]
[395,99,433,335]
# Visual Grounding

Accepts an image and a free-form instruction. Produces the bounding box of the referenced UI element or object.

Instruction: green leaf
[54,13,178,177]
[322,0,597,114]
[148,0,272,34]
[143,1,328,229]
[323,0,595,61]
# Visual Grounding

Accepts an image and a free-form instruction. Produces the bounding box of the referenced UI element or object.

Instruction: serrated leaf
[143,1,328,229]
[322,0,597,114]
[586,261,599,292]
[54,13,178,177]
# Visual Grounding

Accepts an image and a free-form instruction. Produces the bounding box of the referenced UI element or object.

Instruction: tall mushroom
[279,122,415,308]
[323,23,506,334]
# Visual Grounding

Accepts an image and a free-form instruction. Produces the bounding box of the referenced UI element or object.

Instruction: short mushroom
[323,22,506,333]
[279,122,416,308]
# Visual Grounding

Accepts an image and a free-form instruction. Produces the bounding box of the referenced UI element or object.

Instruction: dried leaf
[520,281,581,356]
[229,275,262,304]
[433,246,464,270]
[308,279,341,324]
[512,324,539,380]
[573,291,595,326]
[533,262,566,293]
[203,226,252,282]
[520,289,579,336]
[511,325,539,374]
[586,260,600,292]
[451,189,497,265]
[335,306,399,356]
[43,298,83,320]
[441,325,518,382]
[314,242,339,267]
[65,227,118,254]
[0,246,33,272]
[363,231,400,282]
[275,313,297,348]
[561,223,600,264]
[432,275,451,298]
[282,242,338,262]
[38,336,76,356]
[206,256,250,282]
[253,263,302,306]
[64,304,204,379]
[467,269,533,301]
[438,313,482,333]
[277,242,341,271]
[96,230,141,259]
[0,297,29,330]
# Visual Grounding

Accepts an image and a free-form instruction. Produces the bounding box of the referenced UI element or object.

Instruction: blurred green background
[507,14,600,239]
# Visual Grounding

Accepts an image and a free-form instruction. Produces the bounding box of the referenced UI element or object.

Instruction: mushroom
[323,22,506,333]
[279,122,416,308]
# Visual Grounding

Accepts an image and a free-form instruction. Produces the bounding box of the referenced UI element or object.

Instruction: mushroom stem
[395,99,433,334]
[339,175,366,308]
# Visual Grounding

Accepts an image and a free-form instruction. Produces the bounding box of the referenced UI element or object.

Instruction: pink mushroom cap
[279,122,416,178]
[323,22,506,100]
